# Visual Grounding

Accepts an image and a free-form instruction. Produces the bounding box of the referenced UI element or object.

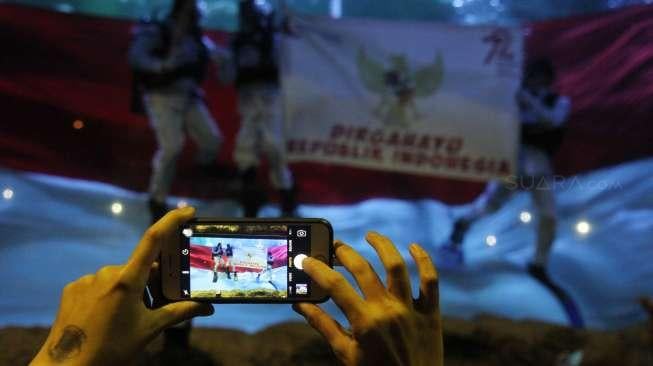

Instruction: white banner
[281,16,523,181]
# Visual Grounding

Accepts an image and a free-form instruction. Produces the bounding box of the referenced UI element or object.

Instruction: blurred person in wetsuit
[232,0,297,218]
[129,0,233,223]
[440,58,570,279]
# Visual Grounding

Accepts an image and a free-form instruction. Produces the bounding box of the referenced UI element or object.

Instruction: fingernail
[411,243,425,254]
[205,305,215,315]
[181,206,195,213]
[198,304,214,316]
[302,256,313,267]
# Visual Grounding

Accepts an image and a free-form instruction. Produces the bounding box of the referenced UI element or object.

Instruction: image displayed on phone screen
[180,223,313,300]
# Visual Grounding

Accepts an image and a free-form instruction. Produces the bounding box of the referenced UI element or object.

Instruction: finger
[365,231,412,303]
[124,206,195,289]
[292,303,351,350]
[302,257,366,323]
[76,274,96,287]
[95,265,123,280]
[153,301,214,331]
[409,243,439,313]
[334,241,385,300]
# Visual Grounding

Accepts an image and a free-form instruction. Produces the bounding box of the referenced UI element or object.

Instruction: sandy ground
[2,316,652,366]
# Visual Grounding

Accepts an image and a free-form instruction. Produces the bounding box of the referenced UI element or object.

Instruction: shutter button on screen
[294,254,308,270]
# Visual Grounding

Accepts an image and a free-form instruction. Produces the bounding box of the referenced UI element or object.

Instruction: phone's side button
[314,254,327,263]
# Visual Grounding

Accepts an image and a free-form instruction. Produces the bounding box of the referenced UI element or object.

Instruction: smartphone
[161,218,333,303]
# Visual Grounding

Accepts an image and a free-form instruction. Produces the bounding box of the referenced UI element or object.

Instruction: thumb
[154,301,214,330]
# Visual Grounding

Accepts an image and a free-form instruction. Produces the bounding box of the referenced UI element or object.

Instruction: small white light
[111,202,123,215]
[575,220,591,235]
[182,228,193,238]
[55,3,74,13]
[2,188,13,200]
[329,0,342,18]
[453,0,464,8]
[485,235,497,247]
[177,200,188,209]
[294,254,308,270]
[519,211,532,224]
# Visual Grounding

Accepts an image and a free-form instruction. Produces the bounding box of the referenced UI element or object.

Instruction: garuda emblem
[357,48,444,127]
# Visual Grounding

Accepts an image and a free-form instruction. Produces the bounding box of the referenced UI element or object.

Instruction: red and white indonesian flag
[281,16,523,181]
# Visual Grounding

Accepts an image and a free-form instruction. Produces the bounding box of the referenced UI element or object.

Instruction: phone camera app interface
[180,223,312,300]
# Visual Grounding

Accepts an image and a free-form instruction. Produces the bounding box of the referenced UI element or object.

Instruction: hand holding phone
[32,207,214,366]
[293,232,444,366]
[161,218,333,303]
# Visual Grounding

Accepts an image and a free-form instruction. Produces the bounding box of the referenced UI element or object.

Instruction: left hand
[31,207,213,366]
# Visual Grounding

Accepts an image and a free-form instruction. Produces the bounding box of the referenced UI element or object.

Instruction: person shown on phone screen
[31,207,443,366]
[211,242,224,283]
[256,250,275,283]
[225,243,236,280]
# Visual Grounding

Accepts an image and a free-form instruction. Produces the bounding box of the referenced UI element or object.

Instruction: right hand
[293,232,443,366]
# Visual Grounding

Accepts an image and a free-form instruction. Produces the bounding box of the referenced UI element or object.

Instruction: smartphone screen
[178,221,325,301]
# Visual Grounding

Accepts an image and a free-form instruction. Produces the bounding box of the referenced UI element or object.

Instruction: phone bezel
[161,218,333,303]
